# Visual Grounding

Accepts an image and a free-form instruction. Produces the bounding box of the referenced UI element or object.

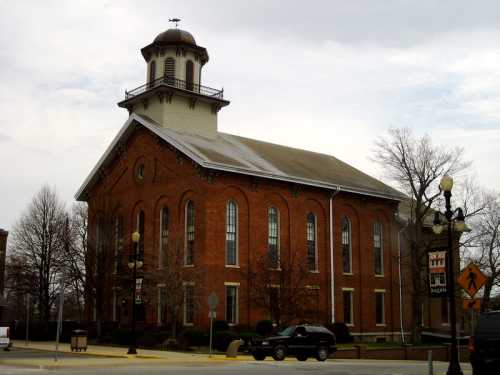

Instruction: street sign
[208,311,217,319]
[463,298,481,311]
[458,263,487,298]
[428,250,448,297]
[208,292,218,310]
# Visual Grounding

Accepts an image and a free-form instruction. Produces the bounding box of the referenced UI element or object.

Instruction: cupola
[118,25,229,138]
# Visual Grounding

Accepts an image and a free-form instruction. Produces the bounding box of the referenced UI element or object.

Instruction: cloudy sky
[1,0,500,230]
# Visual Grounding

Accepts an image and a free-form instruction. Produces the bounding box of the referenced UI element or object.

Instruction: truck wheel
[272,345,287,361]
[315,346,329,361]
[295,353,308,361]
[252,352,266,361]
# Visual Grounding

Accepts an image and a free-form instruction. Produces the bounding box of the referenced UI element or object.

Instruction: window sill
[375,274,385,278]
[309,270,319,274]
[183,264,195,268]
[225,265,240,269]
[343,272,354,276]
[228,322,238,327]
[183,323,194,327]
[376,324,386,327]
[346,323,354,327]
[442,323,450,326]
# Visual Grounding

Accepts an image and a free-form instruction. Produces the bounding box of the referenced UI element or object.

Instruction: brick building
[0,228,8,321]
[76,28,420,341]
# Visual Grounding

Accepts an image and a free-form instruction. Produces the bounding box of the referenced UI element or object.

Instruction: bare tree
[463,191,500,312]
[248,252,312,326]
[9,185,66,327]
[372,128,470,341]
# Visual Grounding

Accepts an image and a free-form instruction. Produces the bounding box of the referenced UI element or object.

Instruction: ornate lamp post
[432,175,465,375]
[127,231,143,355]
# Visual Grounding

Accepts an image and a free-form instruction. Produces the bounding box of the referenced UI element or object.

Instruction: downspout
[330,186,340,323]
[397,216,409,343]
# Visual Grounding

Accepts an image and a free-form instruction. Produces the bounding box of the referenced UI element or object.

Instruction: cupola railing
[125,76,224,100]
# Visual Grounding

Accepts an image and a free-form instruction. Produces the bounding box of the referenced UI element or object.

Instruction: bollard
[427,350,433,375]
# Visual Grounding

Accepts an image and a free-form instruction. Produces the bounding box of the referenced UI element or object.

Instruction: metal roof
[75,114,405,201]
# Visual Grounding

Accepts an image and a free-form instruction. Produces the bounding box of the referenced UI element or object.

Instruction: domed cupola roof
[141,28,209,64]
[153,28,197,46]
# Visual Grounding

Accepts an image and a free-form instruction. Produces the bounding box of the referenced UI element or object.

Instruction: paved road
[0,347,99,360]
[0,358,472,375]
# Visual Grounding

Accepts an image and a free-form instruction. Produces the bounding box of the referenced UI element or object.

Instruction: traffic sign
[208,311,217,319]
[208,292,218,310]
[458,263,487,297]
[463,298,481,311]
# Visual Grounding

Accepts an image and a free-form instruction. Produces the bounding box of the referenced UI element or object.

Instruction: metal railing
[125,76,224,100]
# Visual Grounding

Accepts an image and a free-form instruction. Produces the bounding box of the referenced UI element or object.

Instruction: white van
[0,327,11,350]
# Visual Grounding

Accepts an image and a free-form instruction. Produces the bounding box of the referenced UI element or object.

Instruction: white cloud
[1,0,499,230]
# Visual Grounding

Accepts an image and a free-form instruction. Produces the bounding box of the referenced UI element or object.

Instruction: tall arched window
[185,60,194,91]
[306,213,317,271]
[137,210,145,259]
[164,57,175,85]
[149,60,156,87]
[268,207,279,268]
[373,222,383,275]
[114,215,124,273]
[226,200,238,266]
[341,217,352,274]
[159,206,169,268]
[185,201,195,265]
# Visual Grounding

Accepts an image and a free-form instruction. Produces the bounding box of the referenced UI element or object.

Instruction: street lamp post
[127,231,143,355]
[432,175,465,375]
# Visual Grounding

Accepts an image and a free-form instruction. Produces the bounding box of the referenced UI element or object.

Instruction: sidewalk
[3,340,241,369]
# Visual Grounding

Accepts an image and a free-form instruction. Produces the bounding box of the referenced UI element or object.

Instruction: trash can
[70,330,88,352]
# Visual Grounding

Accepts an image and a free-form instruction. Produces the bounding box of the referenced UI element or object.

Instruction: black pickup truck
[249,324,337,361]
[469,311,500,375]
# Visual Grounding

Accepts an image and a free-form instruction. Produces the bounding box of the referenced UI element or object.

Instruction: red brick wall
[85,127,406,335]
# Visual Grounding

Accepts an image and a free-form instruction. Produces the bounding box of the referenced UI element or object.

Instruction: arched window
[164,57,175,85]
[185,201,195,265]
[306,213,317,271]
[137,210,145,259]
[149,60,156,87]
[159,206,169,268]
[226,200,238,266]
[185,60,194,91]
[268,207,279,268]
[373,222,383,275]
[341,217,352,274]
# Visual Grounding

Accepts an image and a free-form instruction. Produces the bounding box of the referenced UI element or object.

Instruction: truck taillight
[468,336,475,352]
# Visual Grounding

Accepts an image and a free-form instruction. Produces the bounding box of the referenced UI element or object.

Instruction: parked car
[249,324,337,361]
[0,326,11,351]
[469,311,500,375]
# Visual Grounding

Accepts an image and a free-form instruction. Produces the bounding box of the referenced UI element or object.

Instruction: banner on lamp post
[428,250,448,297]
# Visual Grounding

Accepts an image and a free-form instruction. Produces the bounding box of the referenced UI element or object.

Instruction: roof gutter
[330,186,340,323]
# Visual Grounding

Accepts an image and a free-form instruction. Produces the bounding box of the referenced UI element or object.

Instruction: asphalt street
[0,358,473,375]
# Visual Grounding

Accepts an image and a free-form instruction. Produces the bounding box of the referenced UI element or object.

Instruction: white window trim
[307,213,319,272]
[225,200,239,267]
[374,222,384,276]
[268,206,281,269]
[225,283,239,326]
[158,207,167,270]
[375,289,386,326]
[342,288,354,326]
[342,217,353,275]
[184,201,194,266]
[183,282,195,326]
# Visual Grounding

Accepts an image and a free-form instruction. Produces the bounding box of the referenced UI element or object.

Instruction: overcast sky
[1,0,500,230]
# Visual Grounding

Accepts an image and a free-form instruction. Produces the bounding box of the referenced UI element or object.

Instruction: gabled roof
[75,114,405,201]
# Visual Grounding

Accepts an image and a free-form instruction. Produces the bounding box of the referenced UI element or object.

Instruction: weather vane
[169,18,181,28]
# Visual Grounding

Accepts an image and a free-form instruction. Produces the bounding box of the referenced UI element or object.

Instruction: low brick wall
[335,345,470,362]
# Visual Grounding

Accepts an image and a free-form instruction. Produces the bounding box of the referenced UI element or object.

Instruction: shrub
[238,331,260,351]
[214,330,239,352]
[179,328,208,348]
[137,331,158,348]
[213,320,229,332]
[111,327,131,346]
[325,322,353,343]
[255,320,274,336]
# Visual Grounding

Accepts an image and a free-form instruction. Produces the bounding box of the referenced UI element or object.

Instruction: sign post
[458,263,487,338]
[207,292,218,358]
